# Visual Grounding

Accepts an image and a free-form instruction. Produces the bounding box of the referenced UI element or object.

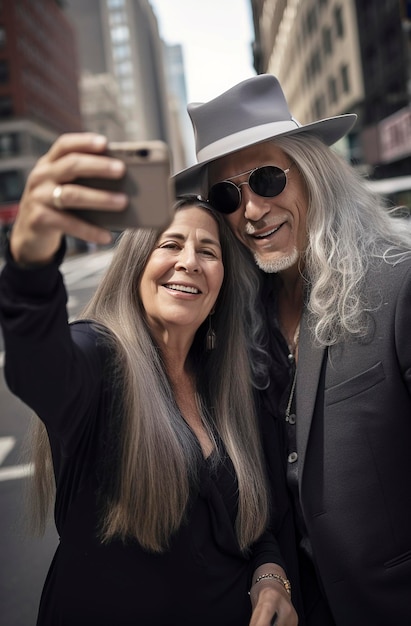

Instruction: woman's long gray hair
[28,197,269,552]
[274,135,411,346]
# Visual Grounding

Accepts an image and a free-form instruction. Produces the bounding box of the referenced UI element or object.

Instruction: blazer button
[288,452,298,463]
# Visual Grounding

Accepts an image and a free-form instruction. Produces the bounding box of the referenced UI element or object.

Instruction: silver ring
[52,185,64,210]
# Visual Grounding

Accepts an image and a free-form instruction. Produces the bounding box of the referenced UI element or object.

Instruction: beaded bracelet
[253,572,292,596]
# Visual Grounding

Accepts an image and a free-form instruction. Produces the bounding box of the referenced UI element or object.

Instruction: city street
[0,248,113,626]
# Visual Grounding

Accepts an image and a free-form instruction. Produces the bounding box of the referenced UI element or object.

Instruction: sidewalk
[0,244,114,273]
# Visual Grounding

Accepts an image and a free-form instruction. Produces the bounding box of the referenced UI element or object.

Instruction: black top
[0,247,283,626]
[259,274,310,547]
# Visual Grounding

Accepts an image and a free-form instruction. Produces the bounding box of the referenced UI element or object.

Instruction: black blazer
[296,257,411,625]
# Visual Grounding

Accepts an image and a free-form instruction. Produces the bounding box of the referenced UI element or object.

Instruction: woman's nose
[175,247,200,272]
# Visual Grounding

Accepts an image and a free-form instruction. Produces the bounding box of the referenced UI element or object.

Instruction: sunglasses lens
[208,181,241,214]
[249,166,287,197]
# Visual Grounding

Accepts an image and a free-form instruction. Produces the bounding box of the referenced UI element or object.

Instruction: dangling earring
[206,312,216,351]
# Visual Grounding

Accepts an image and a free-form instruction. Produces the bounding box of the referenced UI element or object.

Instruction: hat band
[196,120,301,163]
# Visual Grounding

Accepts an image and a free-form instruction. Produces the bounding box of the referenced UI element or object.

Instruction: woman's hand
[10,132,128,266]
[249,565,298,626]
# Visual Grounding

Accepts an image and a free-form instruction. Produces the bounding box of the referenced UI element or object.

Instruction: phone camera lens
[135,148,150,157]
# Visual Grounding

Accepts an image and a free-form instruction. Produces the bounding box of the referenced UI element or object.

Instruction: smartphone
[69,140,175,231]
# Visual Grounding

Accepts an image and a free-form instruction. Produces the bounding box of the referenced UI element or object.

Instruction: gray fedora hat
[174,74,357,195]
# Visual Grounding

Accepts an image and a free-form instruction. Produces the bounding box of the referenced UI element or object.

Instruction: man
[174,74,411,626]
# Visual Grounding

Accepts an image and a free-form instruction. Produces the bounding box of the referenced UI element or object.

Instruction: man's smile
[246,220,287,240]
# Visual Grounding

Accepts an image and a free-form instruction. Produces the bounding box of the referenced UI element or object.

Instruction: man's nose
[240,184,271,221]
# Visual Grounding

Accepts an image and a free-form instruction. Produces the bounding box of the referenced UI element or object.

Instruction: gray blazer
[296,256,411,625]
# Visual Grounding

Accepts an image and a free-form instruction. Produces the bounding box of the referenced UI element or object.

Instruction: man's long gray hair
[274,134,411,346]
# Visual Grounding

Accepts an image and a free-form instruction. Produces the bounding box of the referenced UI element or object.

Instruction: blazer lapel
[296,309,325,478]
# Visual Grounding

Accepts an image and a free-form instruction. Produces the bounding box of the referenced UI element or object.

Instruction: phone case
[69,141,175,231]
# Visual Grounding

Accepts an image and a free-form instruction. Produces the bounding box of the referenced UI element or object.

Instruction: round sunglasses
[208,164,292,214]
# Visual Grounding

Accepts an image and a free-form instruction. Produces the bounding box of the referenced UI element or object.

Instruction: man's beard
[253,247,299,273]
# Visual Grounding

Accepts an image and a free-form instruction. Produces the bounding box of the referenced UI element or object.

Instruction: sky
[148,0,257,104]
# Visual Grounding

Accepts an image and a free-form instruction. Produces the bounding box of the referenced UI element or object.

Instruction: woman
[0,134,297,626]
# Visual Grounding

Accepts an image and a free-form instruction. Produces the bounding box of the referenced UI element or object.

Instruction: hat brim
[174,114,357,196]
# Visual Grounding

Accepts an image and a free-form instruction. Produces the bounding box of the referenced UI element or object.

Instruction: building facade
[160,42,195,170]
[355,0,411,178]
[65,0,173,146]
[80,72,127,141]
[251,0,411,178]
[0,0,190,253]
[0,0,82,228]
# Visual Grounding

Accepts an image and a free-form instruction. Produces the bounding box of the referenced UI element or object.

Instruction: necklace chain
[285,321,300,422]
[285,369,297,421]
[288,322,300,357]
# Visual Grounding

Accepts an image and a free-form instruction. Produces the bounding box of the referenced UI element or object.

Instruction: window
[0,170,24,202]
[0,25,6,47]
[121,93,136,108]
[334,5,344,38]
[0,59,9,83]
[312,47,322,76]
[400,0,411,20]
[328,76,338,104]
[115,60,132,77]
[306,7,318,36]
[340,64,350,94]
[30,135,53,157]
[322,26,332,56]
[110,25,129,43]
[365,46,378,78]
[0,96,13,117]
[109,11,126,26]
[0,133,20,157]
[118,77,134,92]
[112,43,131,60]
[385,27,400,60]
[107,0,125,8]
[314,94,326,119]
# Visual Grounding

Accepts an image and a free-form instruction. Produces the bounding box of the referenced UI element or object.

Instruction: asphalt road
[0,248,113,626]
